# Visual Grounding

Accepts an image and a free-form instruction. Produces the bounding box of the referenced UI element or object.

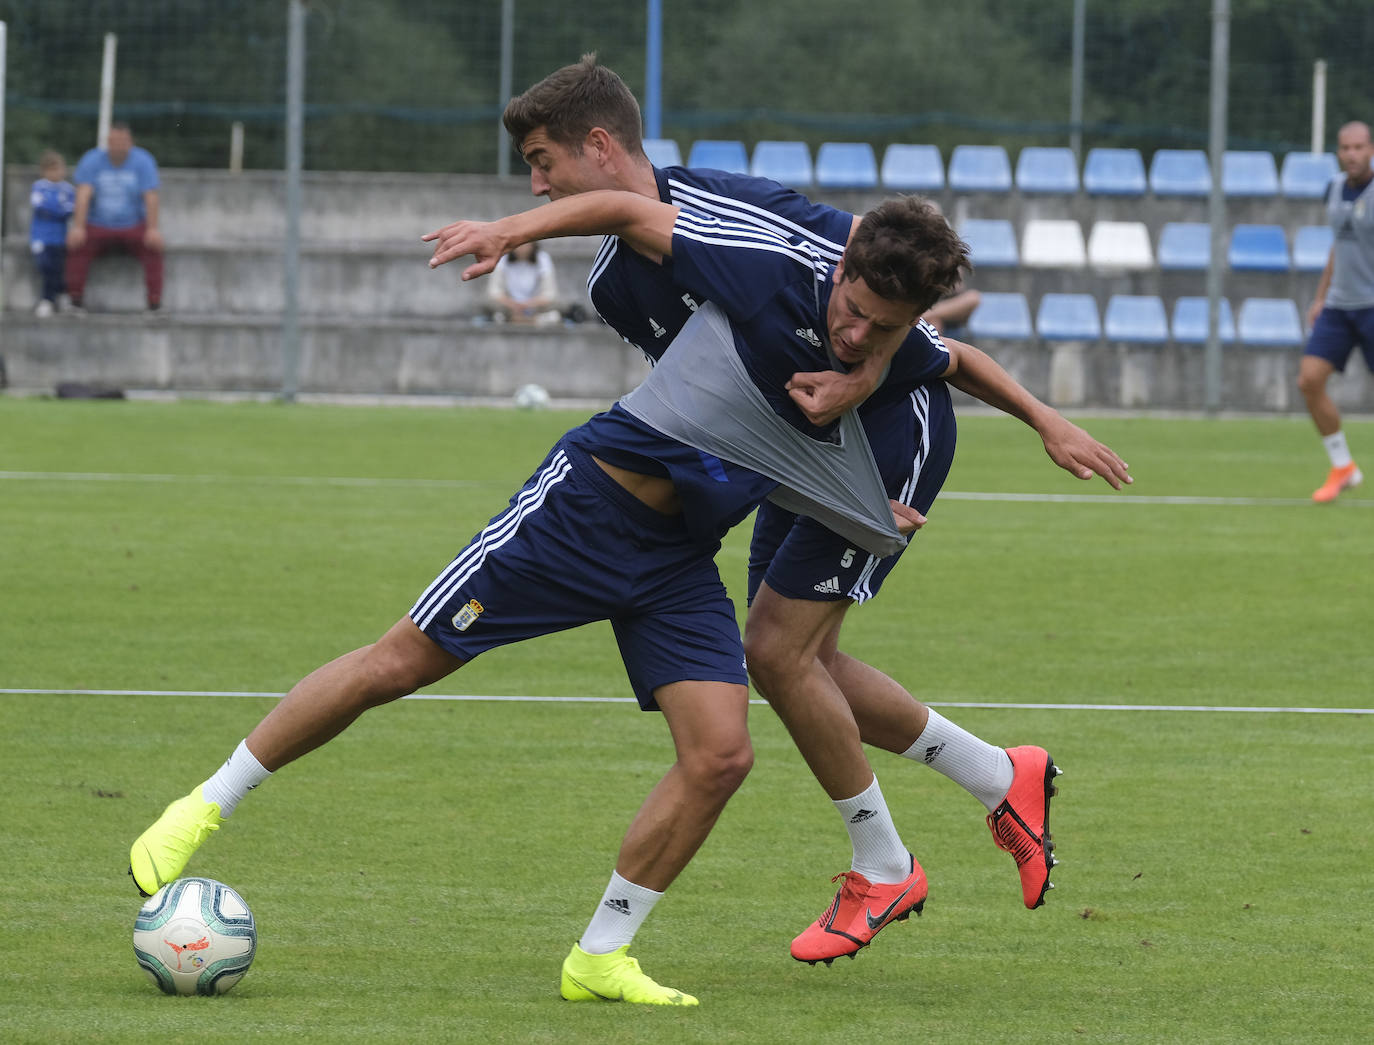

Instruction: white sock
[1322,431,1354,469]
[578,871,662,955]
[201,739,272,817]
[903,709,1014,813]
[834,776,910,883]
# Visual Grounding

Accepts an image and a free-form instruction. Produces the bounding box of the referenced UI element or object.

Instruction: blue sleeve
[669,211,819,323]
[73,149,101,185]
[135,149,160,191]
[886,320,953,387]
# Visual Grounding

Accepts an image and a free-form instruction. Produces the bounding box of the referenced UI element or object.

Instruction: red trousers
[64,222,163,307]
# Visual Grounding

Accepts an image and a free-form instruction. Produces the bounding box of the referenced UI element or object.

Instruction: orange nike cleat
[987,745,1062,909]
[1312,462,1362,503]
[791,854,927,965]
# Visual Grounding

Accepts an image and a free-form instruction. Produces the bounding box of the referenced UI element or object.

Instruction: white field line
[3,469,1372,507]
[0,688,1370,715]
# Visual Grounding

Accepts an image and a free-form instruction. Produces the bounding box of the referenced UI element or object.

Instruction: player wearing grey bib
[454,56,1132,968]
[1300,120,1374,503]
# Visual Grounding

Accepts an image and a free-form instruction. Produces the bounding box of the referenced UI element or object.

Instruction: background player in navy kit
[462,55,1130,960]
[1299,119,1374,503]
[130,194,962,1004]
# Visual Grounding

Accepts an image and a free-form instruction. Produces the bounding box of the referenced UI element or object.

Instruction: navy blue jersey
[565,208,951,548]
[588,166,853,362]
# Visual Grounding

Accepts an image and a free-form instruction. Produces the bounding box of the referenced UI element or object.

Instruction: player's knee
[682,737,754,799]
[1297,366,1328,398]
[742,625,804,688]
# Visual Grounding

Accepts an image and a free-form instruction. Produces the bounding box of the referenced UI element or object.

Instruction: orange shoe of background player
[1312,462,1362,503]
[987,745,1061,909]
[790,854,927,965]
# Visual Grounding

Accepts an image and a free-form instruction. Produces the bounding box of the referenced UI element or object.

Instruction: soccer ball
[512,382,551,409]
[132,877,257,996]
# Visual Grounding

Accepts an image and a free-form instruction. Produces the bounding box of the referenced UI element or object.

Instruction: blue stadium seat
[687,139,748,173]
[1293,225,1334,271]
[1171,297,1236,343]
[1082,148,1147,196]
[1036,293,1101,340]
[880,144,944,190]
[1015,147,1079,193]
[1148,149,1211,196]
[1228,224,1289,271]
[957,219,1019,268]
[1237,298,1304,345]
[750,140,813,186]
[1157,222,1212,270]
[642,138,682,167]
[967,292,1033,339]
[948,145,1012,193]
[1280,151,1338,198]
[1104,295,1169,343]
[1222,150,1280,197]
[814,142,878,188]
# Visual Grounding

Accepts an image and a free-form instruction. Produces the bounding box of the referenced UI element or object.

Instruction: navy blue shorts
[747,382,956,605]
[1304,306,1374,373]
[410,441,745,711]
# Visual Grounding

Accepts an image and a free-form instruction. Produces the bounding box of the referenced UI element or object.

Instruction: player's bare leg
[745,584,925,963]
[563,679,750,1006]
[129,617,460,896]
[1299,355,1363,502]
[246,616,461,770]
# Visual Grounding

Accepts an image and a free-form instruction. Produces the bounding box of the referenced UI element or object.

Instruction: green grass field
[1,397,1370,1043]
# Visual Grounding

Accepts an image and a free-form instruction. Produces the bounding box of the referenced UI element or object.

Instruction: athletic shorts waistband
[559,440,690,535]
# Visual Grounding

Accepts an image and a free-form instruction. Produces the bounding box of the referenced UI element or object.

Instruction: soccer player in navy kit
[448,56,1131,964]
[129,194,962,1005]
[1299,119,1374,503]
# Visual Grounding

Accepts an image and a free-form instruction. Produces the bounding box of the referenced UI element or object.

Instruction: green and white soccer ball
[133,877,257,996]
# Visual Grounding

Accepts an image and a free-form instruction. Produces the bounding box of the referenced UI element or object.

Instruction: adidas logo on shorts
[813,576,842,594]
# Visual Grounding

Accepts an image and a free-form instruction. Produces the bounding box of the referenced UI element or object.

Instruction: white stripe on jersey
[673,212,827,279]
[848,384,933,604]
[409,449,573,630]
[587,235,619,295]
[667,178,848,260]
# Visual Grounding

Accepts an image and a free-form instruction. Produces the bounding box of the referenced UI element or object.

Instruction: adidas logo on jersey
[795,327,822,348]
[603,898,631,916]
[813,576,842,594]
[650,317,668,339]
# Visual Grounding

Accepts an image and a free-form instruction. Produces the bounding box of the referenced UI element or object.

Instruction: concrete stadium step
[2,238,602,318]
[0,310,647,399]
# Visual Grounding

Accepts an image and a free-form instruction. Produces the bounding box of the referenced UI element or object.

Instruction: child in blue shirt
[30,150,75,317]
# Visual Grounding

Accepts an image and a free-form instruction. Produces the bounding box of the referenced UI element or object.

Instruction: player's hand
[786,369,872,426]
[1306,299,1323,328]
[1040,415,1132,489]
[144,227,164,252]
[66,224,86,250]
[890,500,927,536]
[423,220,508,281]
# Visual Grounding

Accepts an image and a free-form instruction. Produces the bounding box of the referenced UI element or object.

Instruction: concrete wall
[3,165,1369,411]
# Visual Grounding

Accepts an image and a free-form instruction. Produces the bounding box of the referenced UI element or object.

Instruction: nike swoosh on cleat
[865,885,914,931]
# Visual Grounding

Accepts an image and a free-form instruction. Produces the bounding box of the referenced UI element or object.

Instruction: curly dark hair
[843,197,970,315]
[503,54,643,156]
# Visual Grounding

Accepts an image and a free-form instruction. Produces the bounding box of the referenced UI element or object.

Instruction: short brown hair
[843,197,970,315]
[503,54,643,156]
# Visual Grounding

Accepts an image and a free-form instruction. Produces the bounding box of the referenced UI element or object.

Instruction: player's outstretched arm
[943,337,1132,489]
[424,191,679,281]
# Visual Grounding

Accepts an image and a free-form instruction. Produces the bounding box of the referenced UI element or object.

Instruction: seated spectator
[65,122,164,313]
[30,149,75,318]
[922,284,982,336]
[485,241,565,325]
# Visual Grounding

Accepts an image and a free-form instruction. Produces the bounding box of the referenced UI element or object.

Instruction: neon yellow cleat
[128,785,225,897]
[560,943,699,1006]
